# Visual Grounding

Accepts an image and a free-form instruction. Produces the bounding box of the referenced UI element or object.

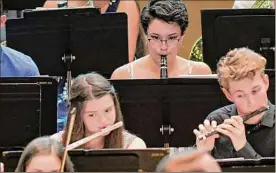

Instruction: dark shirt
[207,101,275,159]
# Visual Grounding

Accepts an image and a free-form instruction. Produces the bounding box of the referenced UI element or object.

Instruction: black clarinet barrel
[160,55,168,79]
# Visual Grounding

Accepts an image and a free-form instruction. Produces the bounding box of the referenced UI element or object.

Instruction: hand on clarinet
[215,115,247,151]
[193,120,219,151]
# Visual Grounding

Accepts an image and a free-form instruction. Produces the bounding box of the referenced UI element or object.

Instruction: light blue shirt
[0,45,40,77]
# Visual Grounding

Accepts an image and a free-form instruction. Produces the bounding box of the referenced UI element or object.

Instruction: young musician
[15,136,74,172]
[0,0,39,77]
[156,149,221,172]
[111,0,212,79]
[193,47,275,159]
[51,72,147,149]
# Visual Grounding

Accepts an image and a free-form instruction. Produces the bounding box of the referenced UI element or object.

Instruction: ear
[221,87,234,102]
[262,74,270,91]
[0,15,7,27]
[179,34,185,44]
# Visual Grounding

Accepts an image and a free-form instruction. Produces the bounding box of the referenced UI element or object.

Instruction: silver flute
[198,105,270,141]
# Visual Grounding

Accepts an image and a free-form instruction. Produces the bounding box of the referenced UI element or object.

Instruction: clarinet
[160,55,168,79]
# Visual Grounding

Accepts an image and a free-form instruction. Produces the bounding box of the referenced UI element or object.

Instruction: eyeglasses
[147,35,181,46]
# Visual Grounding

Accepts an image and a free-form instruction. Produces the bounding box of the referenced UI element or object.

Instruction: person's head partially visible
[217,47,269,118]
[141,0,189,63]
[15,136,74,172]
[0,0,7,28]
[156,149,221,172]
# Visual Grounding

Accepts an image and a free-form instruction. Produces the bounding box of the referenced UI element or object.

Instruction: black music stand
[201,9,275,72]
[0,77,57,162]
[111,77,226,148]
[2,149,169,172]
[3,0,46,10]
[6,8,128,99]
[218,157,275,172]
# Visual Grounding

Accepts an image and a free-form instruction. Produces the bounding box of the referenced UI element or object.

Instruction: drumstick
[198,106,269,141]
[60,107,76,172]
[66,121,123,150]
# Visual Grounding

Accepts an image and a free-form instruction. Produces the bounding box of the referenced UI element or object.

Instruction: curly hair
[217,47,267,89]
[141,0,189,35]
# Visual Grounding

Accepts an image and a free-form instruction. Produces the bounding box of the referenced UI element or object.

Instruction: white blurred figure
[156,149,221,172]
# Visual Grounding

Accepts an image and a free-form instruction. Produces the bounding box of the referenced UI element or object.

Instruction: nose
[99,115,109,129]
[247,95,256,109]
[160,40,168,50]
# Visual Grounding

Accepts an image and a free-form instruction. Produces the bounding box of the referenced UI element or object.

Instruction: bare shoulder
[118,0,139,12]
[117,0,140,24]
[111,56,146,79]
[190,60,212,75]
[43,0,58,8]
[111,63,131,79]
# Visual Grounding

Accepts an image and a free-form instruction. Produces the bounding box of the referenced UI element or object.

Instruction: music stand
[201,9,275,72]
[6,9,128,99]
[2,148,169,172]
[111,77,227,148]
[23,7,100,18]
[2,0,46,10]
[0,77,57,161]
[218,157,275,172]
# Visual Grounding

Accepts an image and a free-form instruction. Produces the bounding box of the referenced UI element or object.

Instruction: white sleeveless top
[50,130,139,149]
[127,60,194,79]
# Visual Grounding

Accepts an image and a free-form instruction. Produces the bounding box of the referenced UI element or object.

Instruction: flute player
[193,47,275,159]
[51,72,146,149]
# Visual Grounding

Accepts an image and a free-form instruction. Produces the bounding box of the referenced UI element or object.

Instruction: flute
[160,55,168,79]
[197,106,269,141]
[66,121,123,150]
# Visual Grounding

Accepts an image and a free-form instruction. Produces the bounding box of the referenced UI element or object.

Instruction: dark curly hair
[141,0,189,35]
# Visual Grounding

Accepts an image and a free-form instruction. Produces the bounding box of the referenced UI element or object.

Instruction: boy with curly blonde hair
[193,47,275,159]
